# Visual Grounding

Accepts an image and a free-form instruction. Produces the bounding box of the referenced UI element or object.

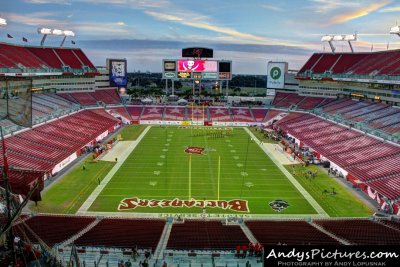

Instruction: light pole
[321,34,357,53]
[38,28,75,47]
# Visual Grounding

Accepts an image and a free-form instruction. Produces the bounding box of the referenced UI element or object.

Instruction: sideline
[244,127,329,217]
[76,126,152,214]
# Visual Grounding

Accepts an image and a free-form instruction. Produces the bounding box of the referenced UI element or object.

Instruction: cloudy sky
[1,0,400,74]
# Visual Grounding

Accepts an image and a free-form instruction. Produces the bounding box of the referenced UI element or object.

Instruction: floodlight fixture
[63,30,75,37]
[52,29,63,35]
[390,25,400,36]
[321,33,357,53]
[321,35,333,42]
[38,28,52,34]
[0,17,6,26]
[38,27,76,47]
[321,35,336,53]
[333,35,344,41]
[344,34,357,41]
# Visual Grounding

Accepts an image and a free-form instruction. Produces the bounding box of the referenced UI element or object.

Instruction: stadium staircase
[58,217,103,247]
[239,223,258,243]
[153,221,173,260]
[248,109,256,122]
[308,221,351,245]
[376,220,400,232]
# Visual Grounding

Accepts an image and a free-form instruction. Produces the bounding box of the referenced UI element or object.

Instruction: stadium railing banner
[264,246,400,267]
[212,122,252,127]
[95,130,109,142]
[1,78,32,127]
[140,120,181,125]
[52,152,78,175]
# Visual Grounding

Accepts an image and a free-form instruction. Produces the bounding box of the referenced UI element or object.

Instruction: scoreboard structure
[162,59,232,80]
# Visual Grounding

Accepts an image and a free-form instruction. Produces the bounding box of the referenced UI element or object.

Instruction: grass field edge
[244,127,329,218]
[76,125,152,214]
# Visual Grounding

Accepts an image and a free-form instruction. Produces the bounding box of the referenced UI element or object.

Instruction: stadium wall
[31,76,95,92]
[298,78,400,105]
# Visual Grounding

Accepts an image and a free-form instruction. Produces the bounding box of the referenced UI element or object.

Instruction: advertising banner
[109,59,128,87]
[267,62,287,89]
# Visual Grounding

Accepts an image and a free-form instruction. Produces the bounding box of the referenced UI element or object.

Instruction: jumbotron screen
[163,59,231,80]
[177,60,217,72]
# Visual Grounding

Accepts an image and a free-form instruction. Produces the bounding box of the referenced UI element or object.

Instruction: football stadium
[1,2,400,267]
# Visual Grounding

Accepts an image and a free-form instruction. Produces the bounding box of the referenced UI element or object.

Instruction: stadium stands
[59,89,123,107]
[13,215,95,247]
[246,221,339,245]
[298,53,322,74]
[322,99,357,114]
[297,50,400,77]
[126,106,144,121]
[0,43,46,69]
[0,43,97,73]
[188,106,207,121]
[230,107,255,122]
[25,47,63,69]
[296,96,326,110]
[250,108,268,122]
[263,109,285,123]
[312,54,340,74]
[73,49,96,69]
[164,106,186,121]
[89,89,121,105]
[53,48,83,69]
[8,217,400,255]
[74,218,165,251]
[64,92,98,106]
[209,107,232,122]
[315,220,400,245]
[346,155,400,182]
[141,106,164,120]
[274,93,305,108]
[272,92,290,105]
[275,111,400,202]
[341,103,389,121]
[167,221,249,250]
[378,220,400,231]
[0,108,119,197]
[106,107,132,121]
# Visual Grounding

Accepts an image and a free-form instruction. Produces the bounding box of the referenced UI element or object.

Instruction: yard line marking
[244,127,329,217]
[76,125,152,215]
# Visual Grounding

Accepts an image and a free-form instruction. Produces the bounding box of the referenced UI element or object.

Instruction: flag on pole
[71,40,76,45]
[22,37,28,42]
[7,33,13,38]
[387,41,390,50]
[371,44,374,52]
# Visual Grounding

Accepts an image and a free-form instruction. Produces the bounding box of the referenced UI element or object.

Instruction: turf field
[118,125,147,141]
[30,159,115,214]
[285,164,373,217]
[88,126,318,215]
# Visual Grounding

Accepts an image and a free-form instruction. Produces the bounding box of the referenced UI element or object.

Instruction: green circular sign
[270,67,281,80]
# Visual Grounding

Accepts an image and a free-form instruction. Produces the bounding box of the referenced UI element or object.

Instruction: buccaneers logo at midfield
[184,146,205,155]
[269,200,290,212]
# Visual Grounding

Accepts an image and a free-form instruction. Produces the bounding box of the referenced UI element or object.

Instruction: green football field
[88,126,318,215]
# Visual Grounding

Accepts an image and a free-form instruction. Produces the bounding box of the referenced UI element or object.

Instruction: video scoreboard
[163,59,232,80]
